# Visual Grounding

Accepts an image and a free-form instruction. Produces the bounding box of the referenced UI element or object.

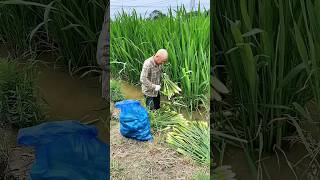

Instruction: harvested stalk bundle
[161,73,181,100]
[150,107,186,132]
[166,120,210,165]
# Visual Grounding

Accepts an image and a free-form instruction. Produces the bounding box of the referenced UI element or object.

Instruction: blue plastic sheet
[17,120,109,180]
[115,100,153,141]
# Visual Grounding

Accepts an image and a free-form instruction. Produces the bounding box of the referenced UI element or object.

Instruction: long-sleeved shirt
[140,56,163,97]
[96,6,109,100]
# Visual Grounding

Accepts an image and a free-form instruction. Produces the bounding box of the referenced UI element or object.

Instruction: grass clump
[110,160,125,179]
[192,171,210,180]
[0,132,10,178]
[0,59,44,128]
[110,79,124,102]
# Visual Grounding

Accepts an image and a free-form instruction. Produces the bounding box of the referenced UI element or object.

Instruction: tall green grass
[0,58,45,128]
[0,0,107,72]
[110,7,210,111]
[0,0,51,56]
[213,0,319,177]
[45,0,107,71]
[291,0,320,111]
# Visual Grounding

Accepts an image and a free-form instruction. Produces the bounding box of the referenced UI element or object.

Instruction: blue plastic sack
[115,100,152,141]
[17,120,109,180]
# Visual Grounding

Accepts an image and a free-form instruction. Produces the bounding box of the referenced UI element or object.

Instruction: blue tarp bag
[115,100,153,141]
[17,120,109,180]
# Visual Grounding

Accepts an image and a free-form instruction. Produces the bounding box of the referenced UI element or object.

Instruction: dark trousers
[145,92,160,110]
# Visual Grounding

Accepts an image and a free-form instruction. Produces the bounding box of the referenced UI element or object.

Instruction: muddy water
[119,80,144,100]
[37,61,109,144]
[216,144,311,180]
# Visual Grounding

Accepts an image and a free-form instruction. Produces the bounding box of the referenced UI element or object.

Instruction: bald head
[154,49,168,65]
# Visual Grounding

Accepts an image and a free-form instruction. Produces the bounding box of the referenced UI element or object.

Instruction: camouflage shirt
[140,56,163,97]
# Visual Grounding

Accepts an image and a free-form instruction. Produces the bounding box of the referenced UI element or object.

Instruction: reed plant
[110,6,210,112]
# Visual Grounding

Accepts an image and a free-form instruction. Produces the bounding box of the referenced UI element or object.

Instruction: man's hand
[155,85,161,91]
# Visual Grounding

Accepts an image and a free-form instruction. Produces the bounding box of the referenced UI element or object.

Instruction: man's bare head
[154,49,168,65]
